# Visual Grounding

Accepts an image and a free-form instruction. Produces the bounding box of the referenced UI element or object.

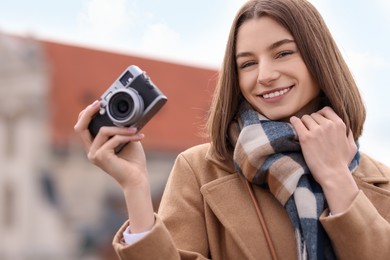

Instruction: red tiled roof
[42,40,218,152]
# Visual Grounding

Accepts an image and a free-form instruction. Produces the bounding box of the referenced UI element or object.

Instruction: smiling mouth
[261,87,291,99]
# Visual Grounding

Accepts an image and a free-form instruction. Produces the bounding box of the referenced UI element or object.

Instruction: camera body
[88,65,167,145]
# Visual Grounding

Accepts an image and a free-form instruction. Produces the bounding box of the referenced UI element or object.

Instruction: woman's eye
[240,61,257,69]
[276,50,293,59]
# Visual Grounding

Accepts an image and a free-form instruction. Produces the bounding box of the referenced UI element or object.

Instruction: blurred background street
[0,0,389,259]
[0,34,217,259]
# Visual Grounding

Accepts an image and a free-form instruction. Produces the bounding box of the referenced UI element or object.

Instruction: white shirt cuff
[123,226,151,245]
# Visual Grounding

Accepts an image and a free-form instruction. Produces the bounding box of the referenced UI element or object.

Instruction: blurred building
[0,33,217,260]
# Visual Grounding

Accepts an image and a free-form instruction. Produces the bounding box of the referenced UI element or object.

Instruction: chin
[264,113,292,122]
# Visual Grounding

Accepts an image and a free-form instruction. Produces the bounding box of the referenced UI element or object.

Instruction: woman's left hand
[290,106,359,214]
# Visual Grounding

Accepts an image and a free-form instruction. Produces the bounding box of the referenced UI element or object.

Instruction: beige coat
[113,143,390,259]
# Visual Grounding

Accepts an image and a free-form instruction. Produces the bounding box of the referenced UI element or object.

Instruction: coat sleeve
[320,183,390,259]
[112,153,210,260]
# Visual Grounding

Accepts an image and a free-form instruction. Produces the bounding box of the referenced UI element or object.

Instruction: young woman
[74,0,390,259]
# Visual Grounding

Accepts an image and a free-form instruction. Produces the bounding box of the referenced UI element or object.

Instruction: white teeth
[262,88,290,99]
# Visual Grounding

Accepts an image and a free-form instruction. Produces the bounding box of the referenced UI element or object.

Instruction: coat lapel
[200,174,264,259]
[200,173,297,259]
[354,153,390,220]
[201,145,297,259]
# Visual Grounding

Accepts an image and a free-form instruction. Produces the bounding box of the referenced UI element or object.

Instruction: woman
[74,0,390,259]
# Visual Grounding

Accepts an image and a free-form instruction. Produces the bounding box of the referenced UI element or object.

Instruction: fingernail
[92,100,99,107]
[128,127,138,132]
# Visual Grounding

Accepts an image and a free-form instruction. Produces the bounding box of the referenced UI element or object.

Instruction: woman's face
[235,16,320,120]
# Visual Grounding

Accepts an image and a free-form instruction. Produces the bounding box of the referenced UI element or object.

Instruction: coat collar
[354,153,390,185]
[205,145,235,173]
[200,174,262,259]
[201,145,296,259]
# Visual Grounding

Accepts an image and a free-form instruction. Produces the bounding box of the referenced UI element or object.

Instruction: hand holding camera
[88,65,167,152]
[74,65,166,233]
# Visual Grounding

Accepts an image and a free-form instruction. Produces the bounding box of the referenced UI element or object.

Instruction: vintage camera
[88,65,167,150]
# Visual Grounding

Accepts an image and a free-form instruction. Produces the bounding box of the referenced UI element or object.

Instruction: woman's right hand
[74,100,155,233]
[74,100,148,188]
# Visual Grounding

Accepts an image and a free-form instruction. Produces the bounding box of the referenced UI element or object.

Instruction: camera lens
[110,95,133,120]
[107,89,144,126]
[117,100,129,113]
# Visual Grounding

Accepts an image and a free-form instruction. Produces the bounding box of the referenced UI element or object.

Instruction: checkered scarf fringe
[229,102,360,260]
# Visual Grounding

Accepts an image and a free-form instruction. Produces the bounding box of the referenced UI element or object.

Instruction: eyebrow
[235,38,295,59]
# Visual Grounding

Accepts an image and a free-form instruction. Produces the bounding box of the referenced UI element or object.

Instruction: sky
[0,0,389,162]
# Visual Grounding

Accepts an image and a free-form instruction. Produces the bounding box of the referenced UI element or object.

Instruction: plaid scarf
[229,102,360,260]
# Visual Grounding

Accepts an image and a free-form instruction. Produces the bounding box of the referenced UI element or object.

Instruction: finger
[317,106,342,122]
[74,100,101,132]
[77,108,86,121]
[74,101,101,152]
[290,116,308,137]
[308,112,325,124]
[318,106,347,134]
[99,133,144,153]
[299,114,320,130]
[90,126,137,151]
[88,133,145,164]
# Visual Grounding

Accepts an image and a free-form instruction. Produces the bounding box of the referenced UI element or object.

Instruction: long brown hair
[206,0,366,160]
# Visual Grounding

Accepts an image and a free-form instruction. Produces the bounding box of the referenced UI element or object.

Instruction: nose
[257,61,280,86]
